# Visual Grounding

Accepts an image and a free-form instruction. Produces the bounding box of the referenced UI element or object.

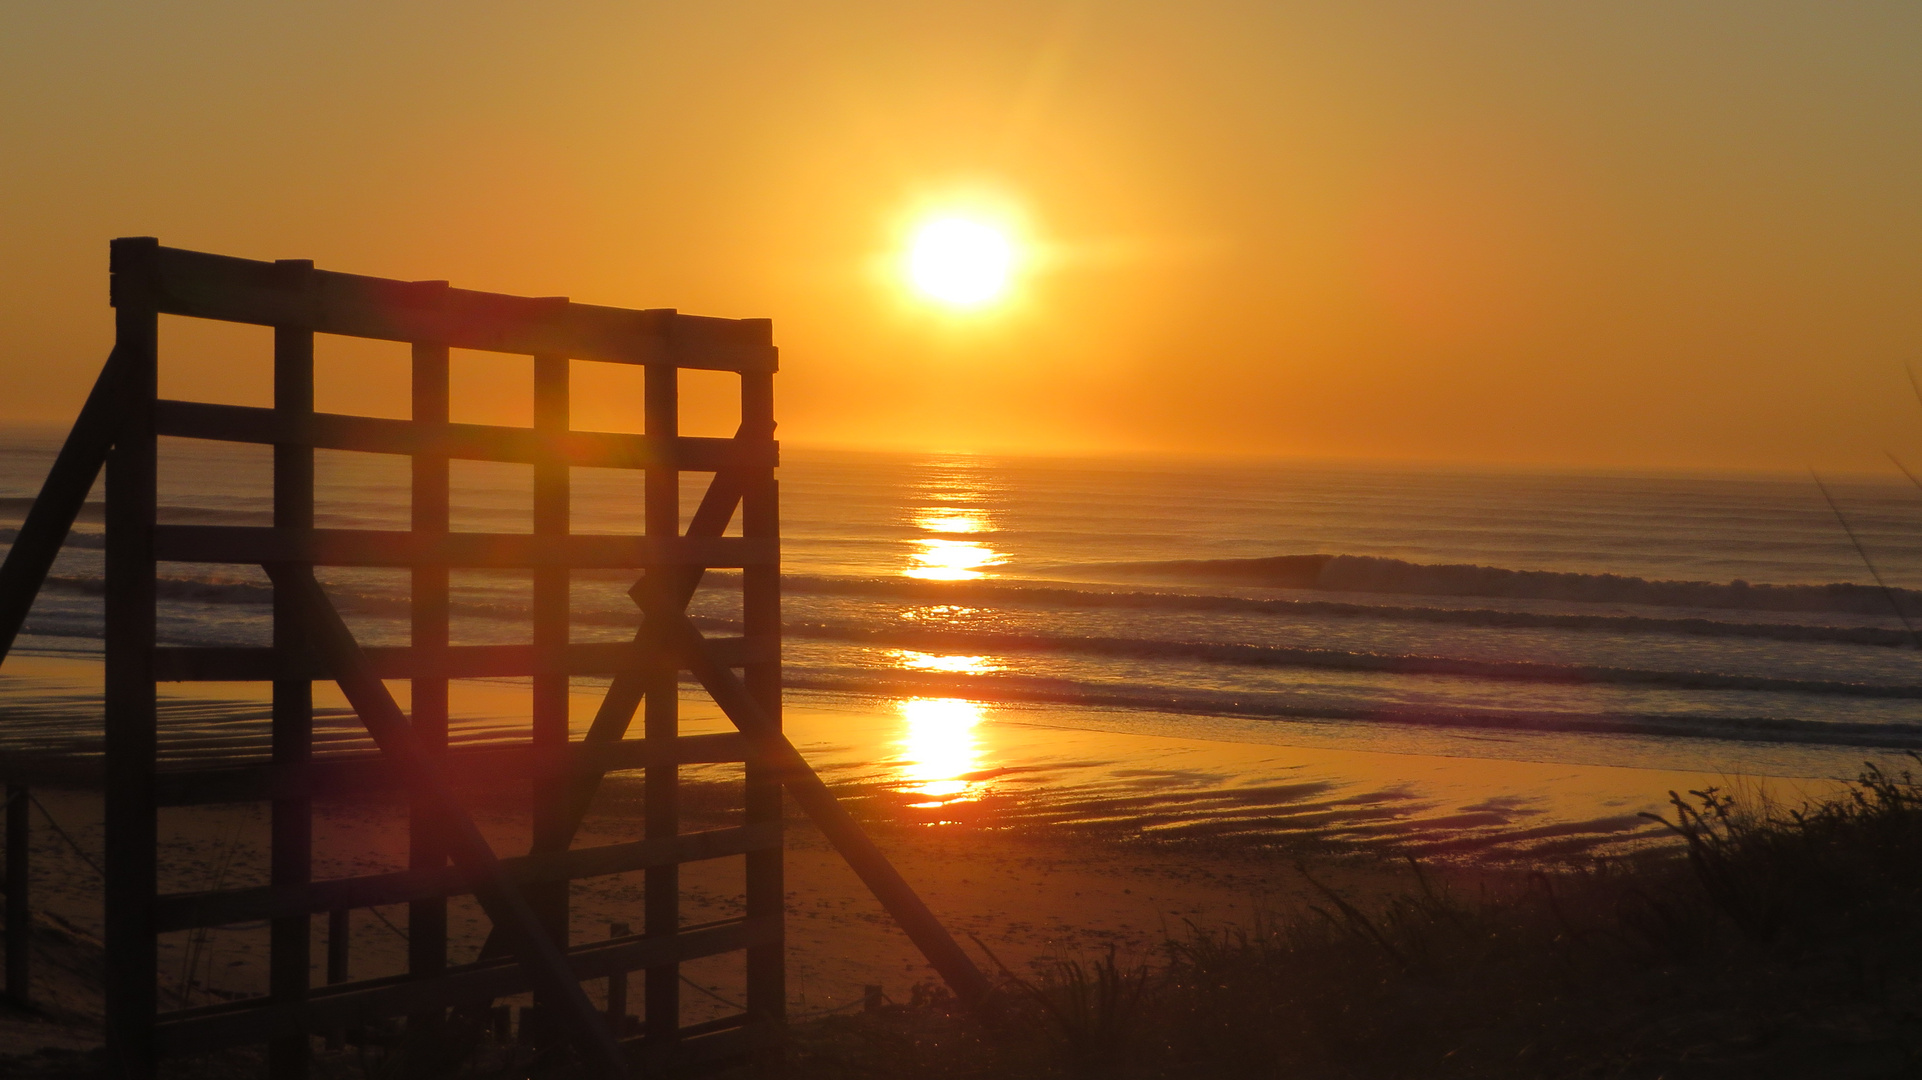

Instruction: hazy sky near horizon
[2,2,1919,471]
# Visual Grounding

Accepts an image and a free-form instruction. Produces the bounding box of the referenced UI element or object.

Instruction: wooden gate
[0,239,989,1078]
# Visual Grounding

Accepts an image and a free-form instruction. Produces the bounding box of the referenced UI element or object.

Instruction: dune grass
[771,761,1922,1079]
[19,764,1922,1078]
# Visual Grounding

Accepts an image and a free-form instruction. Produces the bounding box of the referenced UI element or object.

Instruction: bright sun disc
[907,218,1013,307]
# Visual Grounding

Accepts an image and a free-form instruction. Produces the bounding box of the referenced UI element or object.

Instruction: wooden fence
[0,240,989,1078]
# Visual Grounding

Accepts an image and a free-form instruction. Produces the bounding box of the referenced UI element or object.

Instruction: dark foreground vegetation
[9,764,1922,1078]
[773,763,1922,1080]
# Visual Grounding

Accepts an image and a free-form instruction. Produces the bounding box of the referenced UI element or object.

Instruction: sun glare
[907,217,1014,307]
[896,697,985,801]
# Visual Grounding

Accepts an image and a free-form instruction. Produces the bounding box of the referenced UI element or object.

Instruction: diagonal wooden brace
[655,609,995,1010]
[470,454,752,965]
[260,564,630,1078]
[0,347,128,665]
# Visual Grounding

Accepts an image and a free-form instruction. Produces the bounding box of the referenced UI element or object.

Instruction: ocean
[4,432,1922,794]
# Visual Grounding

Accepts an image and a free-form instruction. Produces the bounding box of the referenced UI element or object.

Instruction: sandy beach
[0,649,1852,1057]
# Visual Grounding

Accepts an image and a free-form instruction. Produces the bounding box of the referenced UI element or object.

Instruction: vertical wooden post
[531,355,571,949]
[5,783,26,1007]
[606,921,630,1027]
[104,236,159,1078]
[409,336,450,1037]
[325,908,349,1050]
[741,371,786,1036]
[643,361,680,1045]
[326,908,349,984]
[270,260,316,1080]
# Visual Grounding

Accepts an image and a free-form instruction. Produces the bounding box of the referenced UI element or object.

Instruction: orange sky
[2,2,1919,472]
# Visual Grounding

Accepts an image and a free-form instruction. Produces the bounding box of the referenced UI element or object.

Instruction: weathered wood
[0,734,759,804]
[151,636,772,681]
[5,784,26,1006]
[153,399,775,472]
[326,909,349,985]
[644,360,682,1045]
[154,823,781,932]
[104,235,161,1078]
[741,370,786,1032]
[150,734,753,807]
[260,565,626,1078]
[268,289,315,1080]
[134,245,776,373]
[605,922,629,1025]
[659,610,995,1010]
[628,1019,755,1074]
[11,240,996,1072]
[530,465,753,853]
[468,457,753,973]
[153,917,777,1057]
[531,354,571,952]
[408,340,450,1038]
[152,525,772,569]
[0,348,125,666]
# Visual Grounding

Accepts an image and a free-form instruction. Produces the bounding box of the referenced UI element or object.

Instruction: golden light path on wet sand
[894,697,986,806]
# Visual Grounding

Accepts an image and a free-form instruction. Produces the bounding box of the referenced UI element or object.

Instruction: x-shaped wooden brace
[474,441,993,1008]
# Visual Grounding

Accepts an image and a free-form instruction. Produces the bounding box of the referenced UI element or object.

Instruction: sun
[906,217,1015,307]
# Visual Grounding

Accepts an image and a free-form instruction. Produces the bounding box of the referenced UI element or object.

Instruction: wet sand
[0,650,1852,1052]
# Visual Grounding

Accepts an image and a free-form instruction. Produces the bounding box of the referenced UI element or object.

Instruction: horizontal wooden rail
[153,526,774,569]
[153,636,774,681]
[155,822,779,931]
[117,243,777,373]
[154,400,777,473]
[629,1021,755,1073]
[153,917,778,1056]
[152,733,752,806]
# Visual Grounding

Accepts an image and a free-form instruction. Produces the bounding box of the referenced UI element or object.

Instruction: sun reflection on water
[887,649,998,674]
[905,538,1006,580]
[902,458,1007,581]
[895,697,985,804]
[916,509,991,534]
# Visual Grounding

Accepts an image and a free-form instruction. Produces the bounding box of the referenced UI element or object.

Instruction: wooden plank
[104,235,161,1079]
[153,399,775,472]
[643,360,681,1045]
[151,636,771,681]
[661,611,995,1011]
[470,460,752,966]
[741,368,786,1031]
[409,340,450,1034]
[629,1020,755,1073]
[152,917,776,1057]
[268,295,315,1080]
[260,565,625,1077]
[133,244,776,373]
[0,348,126,665]
[530,355,570,951]
[154,823,781,932]
[152,733,752,806]
[153,525,772,569]
[5,784,26,1006]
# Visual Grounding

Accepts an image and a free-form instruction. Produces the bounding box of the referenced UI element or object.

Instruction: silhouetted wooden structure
[0,240,990,1078]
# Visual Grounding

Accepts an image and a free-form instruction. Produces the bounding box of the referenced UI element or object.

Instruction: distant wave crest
[1092,554,1922,617]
